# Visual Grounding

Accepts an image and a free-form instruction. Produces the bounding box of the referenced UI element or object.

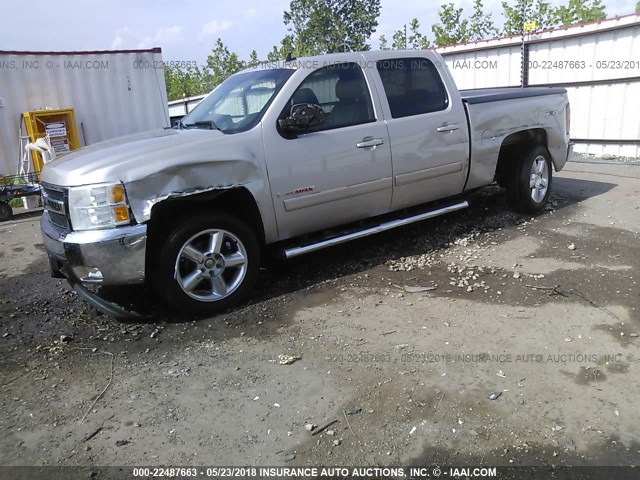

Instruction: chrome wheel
[529,155,549,203]
[174,229,248,302]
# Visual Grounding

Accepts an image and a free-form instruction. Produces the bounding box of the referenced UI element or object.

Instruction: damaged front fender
[124,160,258,223]
[41,124,279,243]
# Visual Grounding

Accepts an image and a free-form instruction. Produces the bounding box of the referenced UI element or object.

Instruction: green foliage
[378,34,389,50]
[501,0,558,35]
[408,18,431,49]
[164,64,210,102]
[391,27,407,49]
[501,0,607,35]
[636,0,640,13]
[389,0,608,48]
[205,38,246,86]
[468,0,499,40]
[266,46,281,63]
[430,0,497,46]
[553,0,606,26]
[386,19,431,50]
[432,3,469,46]
[164,39,260,101]
[283,0,381,55]
[267,36,296,61]
[247,50,260,68]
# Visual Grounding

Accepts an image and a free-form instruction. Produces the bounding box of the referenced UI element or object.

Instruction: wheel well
[145,188,265,275]
[495,128,548,187]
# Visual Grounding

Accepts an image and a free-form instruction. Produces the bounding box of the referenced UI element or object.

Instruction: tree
[266,46,281,62]
[392,27,407,49]
[387,19,431,50]
[553,0,606,26]
[469,0,499,40]
[636,0,640,14]
[266,35,295,62]
[165,39,265,100]
[408,18,431,49]
[432,3,470,45]
[502,0,607,35]
[205,38,246,86]
[378,34,389,50]
[387,2,496,50]
[247,50,260,68]
[283,0,381,55]
[501,0,556,35]
[164,65,209,101]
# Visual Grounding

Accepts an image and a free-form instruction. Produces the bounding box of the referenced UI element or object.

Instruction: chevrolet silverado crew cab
[41,50,572,317]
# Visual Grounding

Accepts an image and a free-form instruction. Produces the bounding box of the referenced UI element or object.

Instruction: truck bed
[461,85,570,191]
[460,87,567,105]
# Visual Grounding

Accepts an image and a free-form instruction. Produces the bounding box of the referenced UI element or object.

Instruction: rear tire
[505,145,553,214]
[155,213,260,316]
[0,202,12,222]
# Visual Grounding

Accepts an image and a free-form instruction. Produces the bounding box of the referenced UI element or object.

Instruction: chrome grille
[42,183,70,231]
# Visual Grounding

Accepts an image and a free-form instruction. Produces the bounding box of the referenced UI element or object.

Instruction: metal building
[0,48,170,175]
[168,94,207,125]
[436,13,640,158]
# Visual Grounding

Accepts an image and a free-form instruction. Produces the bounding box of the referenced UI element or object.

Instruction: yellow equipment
[22,109,79,172]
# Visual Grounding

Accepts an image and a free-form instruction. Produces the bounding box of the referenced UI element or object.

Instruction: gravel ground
[569,151,640,165]
[0,162,639,477]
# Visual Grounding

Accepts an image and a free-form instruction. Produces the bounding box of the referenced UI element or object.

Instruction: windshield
[181,68,294,134]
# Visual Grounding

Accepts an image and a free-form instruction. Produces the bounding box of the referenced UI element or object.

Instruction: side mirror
[279,103,325,132]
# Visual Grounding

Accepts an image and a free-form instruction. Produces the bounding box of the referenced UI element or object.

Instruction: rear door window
[376,58,449,118]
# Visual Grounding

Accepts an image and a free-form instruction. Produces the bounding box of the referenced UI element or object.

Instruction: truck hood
[41,128,232,186]
[41,127,264,223]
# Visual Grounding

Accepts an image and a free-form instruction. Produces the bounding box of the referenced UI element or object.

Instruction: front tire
[506,145,553,214]
[156,213,260,315]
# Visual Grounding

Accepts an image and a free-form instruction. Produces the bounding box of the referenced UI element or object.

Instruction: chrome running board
[282,200,469,259]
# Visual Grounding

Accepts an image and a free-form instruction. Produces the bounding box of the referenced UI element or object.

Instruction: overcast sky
[2,0,638,63]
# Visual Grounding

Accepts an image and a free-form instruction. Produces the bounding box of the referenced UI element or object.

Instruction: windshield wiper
[182,120,218,131]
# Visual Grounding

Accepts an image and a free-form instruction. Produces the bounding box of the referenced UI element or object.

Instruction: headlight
[68,182,131,231]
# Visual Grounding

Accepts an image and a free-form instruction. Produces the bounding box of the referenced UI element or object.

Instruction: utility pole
[520,0,526,88]
[521,1,534,87]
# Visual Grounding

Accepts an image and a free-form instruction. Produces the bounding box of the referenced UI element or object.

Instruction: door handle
[436,123,460,133]
[356,137,384,148]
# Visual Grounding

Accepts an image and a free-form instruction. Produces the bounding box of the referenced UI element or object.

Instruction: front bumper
[41,211,147,285]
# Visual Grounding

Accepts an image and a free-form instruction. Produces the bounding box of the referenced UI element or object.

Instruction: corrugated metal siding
[528,27,640,84]
[437,14,640,157]
[0,50,170,175]
[168,94,207,118]
[441,46,521,89]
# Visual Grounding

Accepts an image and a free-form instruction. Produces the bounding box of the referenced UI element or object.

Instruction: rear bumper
[41,211,147,285]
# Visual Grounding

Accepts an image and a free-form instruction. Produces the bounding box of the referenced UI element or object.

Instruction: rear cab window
[376,58,449,118]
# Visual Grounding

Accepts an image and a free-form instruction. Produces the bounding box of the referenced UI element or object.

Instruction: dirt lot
[1,161,639,476]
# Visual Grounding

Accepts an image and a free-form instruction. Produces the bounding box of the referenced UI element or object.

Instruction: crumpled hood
[41,128,231,186]
[41,127,264,224]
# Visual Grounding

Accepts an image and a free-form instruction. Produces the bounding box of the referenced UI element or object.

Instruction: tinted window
[283,63,375,132]
[376,58,448,118]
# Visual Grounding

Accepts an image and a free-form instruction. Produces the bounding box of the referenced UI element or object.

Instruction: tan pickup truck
[41,50,572,317]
